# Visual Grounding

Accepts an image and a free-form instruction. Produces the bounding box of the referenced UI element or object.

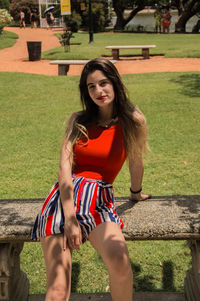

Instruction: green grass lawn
[0,30,18,50]
[43,32,200,59]
[1,71,199,294]
[1,29,200,58]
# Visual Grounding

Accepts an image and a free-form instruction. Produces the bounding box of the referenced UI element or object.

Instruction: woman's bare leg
[89,222,133,301]
[41,234,72,301]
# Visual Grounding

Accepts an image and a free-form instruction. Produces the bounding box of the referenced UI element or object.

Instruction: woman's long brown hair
[64,58,148,159]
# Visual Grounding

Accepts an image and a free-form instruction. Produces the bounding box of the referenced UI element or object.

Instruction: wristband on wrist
[130,187,142,194]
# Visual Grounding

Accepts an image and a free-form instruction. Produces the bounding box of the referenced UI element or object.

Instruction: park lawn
[1,30,200,58]
[0,71,200,294]
[0,30,18,50]
[42,32,200,59]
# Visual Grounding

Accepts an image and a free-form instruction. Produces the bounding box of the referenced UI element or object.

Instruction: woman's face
[86,70,115,109]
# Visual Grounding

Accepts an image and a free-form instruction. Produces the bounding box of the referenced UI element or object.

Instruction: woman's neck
[97,107,118,128]
[98,104,114,123]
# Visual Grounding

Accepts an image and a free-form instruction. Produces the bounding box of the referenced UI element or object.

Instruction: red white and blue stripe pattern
[31,176,124,241]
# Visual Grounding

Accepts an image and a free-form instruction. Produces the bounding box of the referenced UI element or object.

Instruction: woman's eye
[100,81,108,86]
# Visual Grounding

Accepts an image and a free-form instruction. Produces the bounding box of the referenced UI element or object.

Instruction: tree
[64,10,82,32]
[0,0,10,10]
[10,0,38,25]
[82,2,106,32]
[78,0,110,32]
[113,0,156,31]
[173,0,200,32]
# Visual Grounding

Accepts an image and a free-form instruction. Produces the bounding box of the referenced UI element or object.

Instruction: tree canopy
[173,0,200,32]
[112,0,200,32]
[0,0,10,10]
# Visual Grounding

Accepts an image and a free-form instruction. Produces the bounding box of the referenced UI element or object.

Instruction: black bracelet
[130,187,142,194]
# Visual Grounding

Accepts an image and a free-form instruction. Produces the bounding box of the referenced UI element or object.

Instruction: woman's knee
[46,283,69,301]
[105,241,132,275]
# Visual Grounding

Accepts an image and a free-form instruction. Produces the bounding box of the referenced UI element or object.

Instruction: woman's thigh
[41,234,72,290]
[88,222,130,270]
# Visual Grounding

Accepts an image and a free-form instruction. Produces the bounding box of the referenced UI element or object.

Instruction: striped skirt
[31,176,124,242]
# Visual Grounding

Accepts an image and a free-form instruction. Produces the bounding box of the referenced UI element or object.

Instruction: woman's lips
[97,96,107,100]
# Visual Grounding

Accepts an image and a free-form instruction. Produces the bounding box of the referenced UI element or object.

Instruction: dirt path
[1,27,200,76]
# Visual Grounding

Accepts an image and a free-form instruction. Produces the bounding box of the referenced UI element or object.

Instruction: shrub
[0,9,13,34]
[65,10,82,32]
[82,3,106,33]
[0,0,10,10]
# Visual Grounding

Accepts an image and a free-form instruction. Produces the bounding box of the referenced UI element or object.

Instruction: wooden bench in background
[0,195,200,301]
[50,60,117,76]
[105,45,156,60]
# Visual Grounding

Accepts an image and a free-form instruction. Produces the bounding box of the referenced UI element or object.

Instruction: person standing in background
[162,7,172,33]
[30,12,37,28]
[45,11,54,29]
[19,11,25,29]
[154,7,162,33]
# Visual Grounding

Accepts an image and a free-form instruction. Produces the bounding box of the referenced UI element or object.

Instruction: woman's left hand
[130,192,152,202]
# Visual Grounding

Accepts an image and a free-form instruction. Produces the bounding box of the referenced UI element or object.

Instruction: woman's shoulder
[68,111,84,121]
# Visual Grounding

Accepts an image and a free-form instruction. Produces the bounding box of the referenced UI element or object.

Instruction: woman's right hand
[63,216,82,251]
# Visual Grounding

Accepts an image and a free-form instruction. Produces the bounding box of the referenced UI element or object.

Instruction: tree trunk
[114,8,126,30]
[192,19,200,33]
[113,5,145,31]
[175,0,200,32]
[175,11,195,32]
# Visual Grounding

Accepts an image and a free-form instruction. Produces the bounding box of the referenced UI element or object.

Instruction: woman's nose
[95,84,102,93]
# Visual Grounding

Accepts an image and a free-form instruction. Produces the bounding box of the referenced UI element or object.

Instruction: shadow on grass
[71,258,177,292]
[131,260,176,292]
[71,262,81,292]
[172,73,200,98]
[162,261,176,291]
[103,54,165,60]
[131,262,156,291]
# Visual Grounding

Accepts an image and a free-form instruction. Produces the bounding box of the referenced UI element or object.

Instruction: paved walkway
[1,27,200,76]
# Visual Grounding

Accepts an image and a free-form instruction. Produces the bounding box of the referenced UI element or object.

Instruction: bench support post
[112,49,119,60]
[185,240,200,301]
[0,243,29,301]
[142,48,150,59]
[58,64,70,76]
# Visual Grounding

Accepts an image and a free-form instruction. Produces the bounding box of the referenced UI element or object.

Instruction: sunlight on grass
[0,30,18,50]
[42,32,200,59]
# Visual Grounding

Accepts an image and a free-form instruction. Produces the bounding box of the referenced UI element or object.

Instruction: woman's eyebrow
[87,82,94,87]
[87,78,108,86]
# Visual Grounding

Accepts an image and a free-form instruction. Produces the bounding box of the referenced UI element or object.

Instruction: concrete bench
[50,60,117,76]
[50,60,90,76]
[0,195,200,301]
[105,45,156,60]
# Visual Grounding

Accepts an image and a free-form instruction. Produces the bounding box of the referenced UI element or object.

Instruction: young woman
[19,11,25,29]
[32,58,151,301]
[162,8,172,33]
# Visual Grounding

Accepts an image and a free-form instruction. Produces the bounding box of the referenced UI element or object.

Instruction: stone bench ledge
[50,60,90,65]
[0,195,200,242]
[50,60,117,65]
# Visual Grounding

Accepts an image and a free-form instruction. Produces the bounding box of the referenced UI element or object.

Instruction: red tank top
[73,121,127,184]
